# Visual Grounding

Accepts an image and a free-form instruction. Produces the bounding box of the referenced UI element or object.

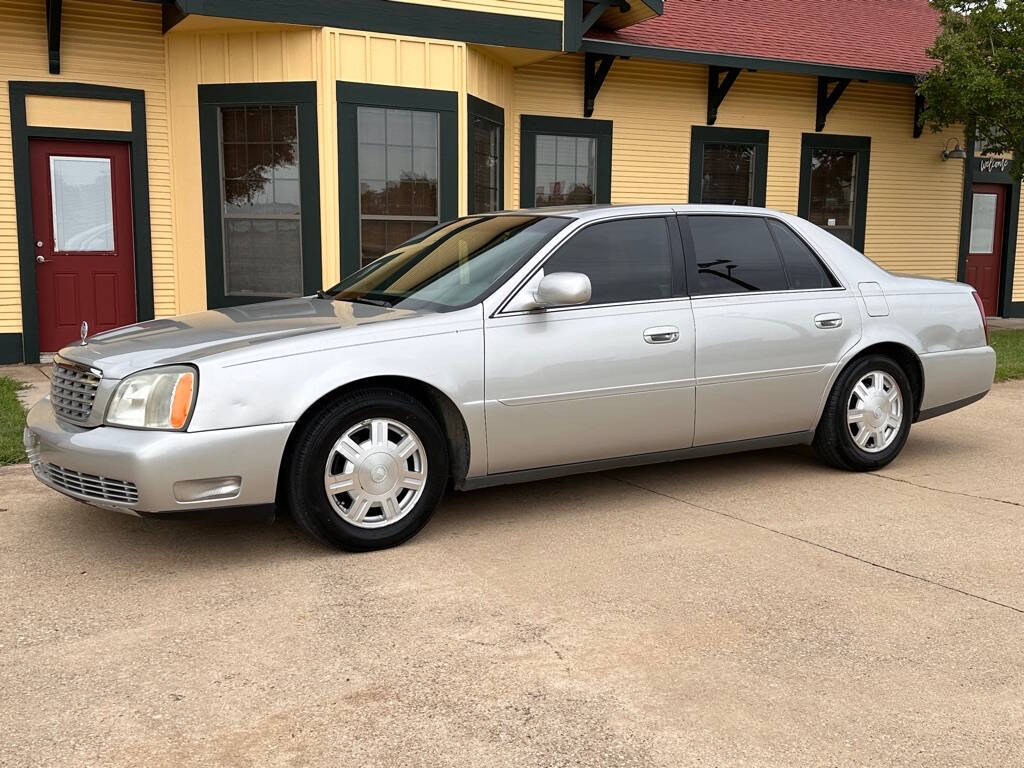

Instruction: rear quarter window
[767,219,839,290]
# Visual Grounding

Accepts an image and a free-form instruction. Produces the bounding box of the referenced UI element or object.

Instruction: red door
[965,183,1005,317]
[30,139,136,353]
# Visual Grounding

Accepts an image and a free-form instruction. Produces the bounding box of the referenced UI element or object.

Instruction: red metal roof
[585,0,941,76]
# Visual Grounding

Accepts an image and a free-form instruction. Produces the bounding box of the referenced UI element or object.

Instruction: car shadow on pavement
[17,433,949,562]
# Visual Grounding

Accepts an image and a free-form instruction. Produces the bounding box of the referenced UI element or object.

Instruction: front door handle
[644,326,680,344]
[814,312,843,329]
[36,254,47,264]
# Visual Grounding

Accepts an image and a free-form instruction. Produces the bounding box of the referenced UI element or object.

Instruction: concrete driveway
[2,383,1023,767]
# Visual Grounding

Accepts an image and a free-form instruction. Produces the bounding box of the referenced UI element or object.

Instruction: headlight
[105,366,197,430]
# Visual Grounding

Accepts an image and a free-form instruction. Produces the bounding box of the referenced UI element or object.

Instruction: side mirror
[533,272,592,309]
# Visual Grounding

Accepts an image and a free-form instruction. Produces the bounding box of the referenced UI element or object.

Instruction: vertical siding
[167,24,467,310]
[511,54,967,280]
[321,28,466,285]
[390,0,564,20]
[165,25,322,314]
[0,0,170,333]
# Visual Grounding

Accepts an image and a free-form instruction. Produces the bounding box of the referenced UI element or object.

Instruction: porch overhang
[580,37,920,86]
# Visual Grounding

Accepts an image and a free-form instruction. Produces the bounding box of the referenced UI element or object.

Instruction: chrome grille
[51,362,101,423]
[34,462,139,505]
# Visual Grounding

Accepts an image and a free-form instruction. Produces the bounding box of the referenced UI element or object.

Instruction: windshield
[326,215,570,311]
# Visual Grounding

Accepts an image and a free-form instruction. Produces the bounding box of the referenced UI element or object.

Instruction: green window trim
[337,81,459,278]
[198,81,322,309]
[798,133,871,253]
[689,126,769,207]
[520,115,613,208]
[467,94,505,214]
[9,81,153,363]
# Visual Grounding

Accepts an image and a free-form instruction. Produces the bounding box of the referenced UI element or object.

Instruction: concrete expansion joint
[610,473,1024,617]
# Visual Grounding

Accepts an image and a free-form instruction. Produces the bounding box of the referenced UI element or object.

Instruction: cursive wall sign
[978,156,1011,174]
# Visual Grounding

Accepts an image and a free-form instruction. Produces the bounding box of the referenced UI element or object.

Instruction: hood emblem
[80,321,89,346]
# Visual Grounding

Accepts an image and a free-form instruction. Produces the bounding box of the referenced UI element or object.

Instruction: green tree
[919,0,1024,177]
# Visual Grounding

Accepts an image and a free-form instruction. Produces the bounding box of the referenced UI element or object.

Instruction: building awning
[583,0,941,84]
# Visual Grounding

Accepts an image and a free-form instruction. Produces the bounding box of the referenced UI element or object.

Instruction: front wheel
[814,355,913,472]
[287,389,449,551]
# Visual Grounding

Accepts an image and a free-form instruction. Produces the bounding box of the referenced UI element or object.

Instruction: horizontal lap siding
[0,0,171,333]
[511,55,694,206]
[1016,195,1024,302]
[512,54,965,281]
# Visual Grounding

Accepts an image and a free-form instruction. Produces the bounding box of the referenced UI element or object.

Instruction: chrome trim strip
[53,353,102,378]
[497,377,697,406]
[696,363,830,386]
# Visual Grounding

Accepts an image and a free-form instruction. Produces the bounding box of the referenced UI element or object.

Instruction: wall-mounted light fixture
[942,138,968,161]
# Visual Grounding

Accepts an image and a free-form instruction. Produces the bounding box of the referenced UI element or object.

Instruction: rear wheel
[287,389,448,550]
[814,355,913,471]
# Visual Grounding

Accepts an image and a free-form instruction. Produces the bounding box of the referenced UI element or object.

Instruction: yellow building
[1,0,1020,363]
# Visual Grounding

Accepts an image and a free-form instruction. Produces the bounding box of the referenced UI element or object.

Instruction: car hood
[57,297,431,379]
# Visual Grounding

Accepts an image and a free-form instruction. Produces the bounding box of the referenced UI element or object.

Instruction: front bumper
[24,397,293,516]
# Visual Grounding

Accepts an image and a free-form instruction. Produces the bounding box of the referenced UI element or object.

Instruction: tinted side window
[688,215,788,294]
[543,217,672,305]
[767,219,838,290]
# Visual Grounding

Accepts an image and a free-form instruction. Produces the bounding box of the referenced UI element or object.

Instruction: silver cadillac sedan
[24,205,996,550]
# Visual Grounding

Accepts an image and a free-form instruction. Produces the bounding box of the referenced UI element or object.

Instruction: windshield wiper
[336,295,394,308]
[315,289,329,299]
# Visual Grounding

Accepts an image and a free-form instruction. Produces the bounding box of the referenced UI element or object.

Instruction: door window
[49,156,114,252]
[219,105,302,297]
[688,215,789,294]
[767,219,838,290]
[542,217,672,305]
[969,193,998,253]
[357,107,440,267]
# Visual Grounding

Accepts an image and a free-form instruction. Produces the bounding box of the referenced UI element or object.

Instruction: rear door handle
[814,312,843,329]
[644,326,679,344]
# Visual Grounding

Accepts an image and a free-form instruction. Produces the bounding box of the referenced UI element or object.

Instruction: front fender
[187,323,486,477]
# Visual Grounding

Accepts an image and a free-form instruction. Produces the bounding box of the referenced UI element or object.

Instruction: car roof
[505,203,792,222]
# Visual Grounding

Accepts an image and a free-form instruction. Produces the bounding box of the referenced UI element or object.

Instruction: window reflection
[358,107,440,267]
[534,134,596,207]
[219,105,302,297]
[701,143,755,205]
[808,149,858,245]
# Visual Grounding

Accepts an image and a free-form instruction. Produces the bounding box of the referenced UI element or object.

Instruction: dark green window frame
[337,81,459,277]
[798,133,871,253]
[519,115,612,208]
[198,81,322,309]
[467,94,504,214]
[688,126,768,206]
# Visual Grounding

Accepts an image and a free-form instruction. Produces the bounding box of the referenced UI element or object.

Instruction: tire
[286,388,449,551]
[814,355,913,472]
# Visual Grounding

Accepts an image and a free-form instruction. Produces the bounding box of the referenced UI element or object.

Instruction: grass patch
[0,377,28,465]
[991,329,1024,383]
